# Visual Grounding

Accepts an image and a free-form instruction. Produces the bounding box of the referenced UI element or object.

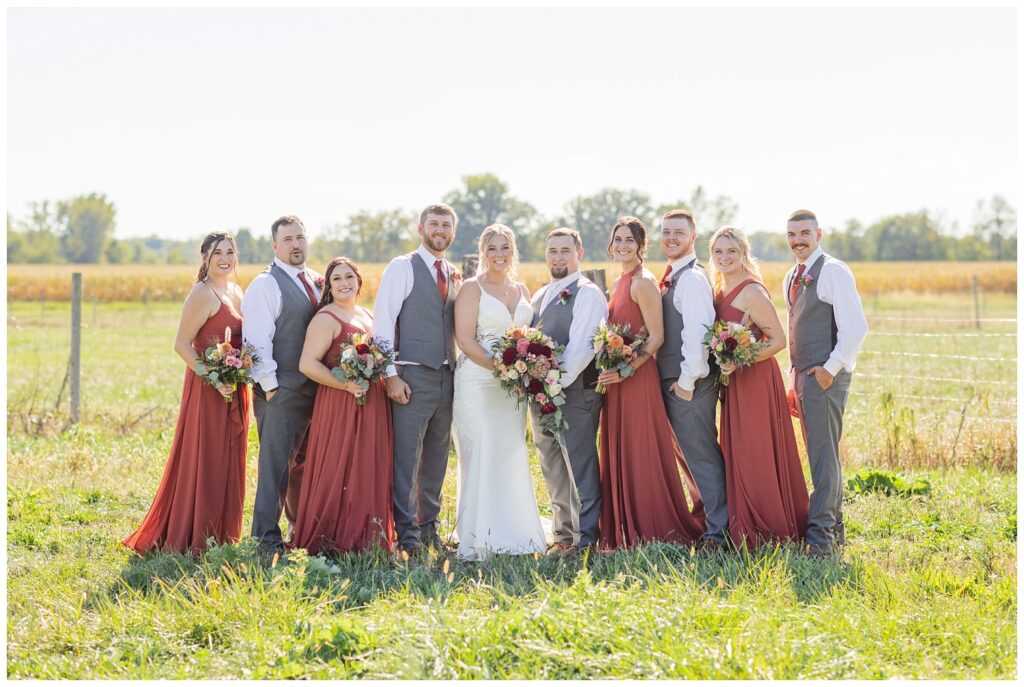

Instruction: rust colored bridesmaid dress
[599,265,706,550]
[123,301,250,556]
[716,278,809,549]
[290,311,395,555]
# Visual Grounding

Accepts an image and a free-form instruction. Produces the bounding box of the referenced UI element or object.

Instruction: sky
[6,6,1018,241]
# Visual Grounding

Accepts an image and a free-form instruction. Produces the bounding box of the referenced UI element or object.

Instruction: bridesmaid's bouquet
[591,322,648,393]
[490,326,569,433]
[196,326,259,403]
[702,320,766,386]
[331,332,396,406]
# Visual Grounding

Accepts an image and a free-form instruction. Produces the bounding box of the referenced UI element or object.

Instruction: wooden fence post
[972,275,981,330]
[70,273,82,424]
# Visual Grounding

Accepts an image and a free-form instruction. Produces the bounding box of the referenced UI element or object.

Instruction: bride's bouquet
[331,332,396,406]
[702,320,766,386]
[592,322,647,393]
[490,326,569,433]
[196,326,259,403]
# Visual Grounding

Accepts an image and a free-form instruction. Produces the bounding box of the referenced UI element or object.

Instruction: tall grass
[6,260,1018,302]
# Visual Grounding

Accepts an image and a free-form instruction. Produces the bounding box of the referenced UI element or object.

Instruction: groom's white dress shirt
[784,246,868,376]
[373,244,453,378]
[532,270,608,388]
[241,257,322,392]
[668,253,716,391]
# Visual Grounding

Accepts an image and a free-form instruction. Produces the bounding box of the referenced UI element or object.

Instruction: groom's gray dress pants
[251,383,315,549]
[391,364,454,551]
[531,386,602,548]
[795,369,852,551]
[661,374,728,544]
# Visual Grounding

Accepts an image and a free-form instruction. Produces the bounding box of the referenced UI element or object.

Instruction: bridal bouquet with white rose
[490,326,569,433]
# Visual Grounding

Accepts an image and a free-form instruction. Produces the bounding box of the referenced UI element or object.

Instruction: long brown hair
[607,216,648,264]
[196,231,238,284]
[317,257,363,309]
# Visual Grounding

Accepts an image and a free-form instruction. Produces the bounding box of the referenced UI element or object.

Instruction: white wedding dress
[452,289,547,561]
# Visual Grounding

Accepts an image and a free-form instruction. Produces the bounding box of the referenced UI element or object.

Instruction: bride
[452,224,547,560]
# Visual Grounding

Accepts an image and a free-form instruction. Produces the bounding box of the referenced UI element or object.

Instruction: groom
[374,203,460,554]
[784,209,868,556]
[530,228,608,554]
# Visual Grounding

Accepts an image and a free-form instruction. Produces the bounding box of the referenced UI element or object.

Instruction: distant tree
[311,208,418,264]
[443,173,541,260]
[104,238,134,264]
[57,193,117,263]
[557,188,654,260]
[971,195,1016,260]
[234,227,272,264]
[747,231,792,262]
[824,218,867,262]
[8,201,62,263]
[863,211,948,261]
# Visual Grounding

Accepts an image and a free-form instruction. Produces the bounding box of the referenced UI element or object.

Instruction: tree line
[6,176,1016,265]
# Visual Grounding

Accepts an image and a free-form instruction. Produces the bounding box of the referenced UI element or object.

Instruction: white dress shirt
[784,246,869,376]
[373,244,453,377]
[532,271,609,388]
[241,257,322,391]
[668,253,716,391]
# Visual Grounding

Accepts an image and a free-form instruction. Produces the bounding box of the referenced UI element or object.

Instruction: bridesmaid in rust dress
[708,226,809,549]
[290,257,395,555]
[123,232,250,556]
[597,216,705,550]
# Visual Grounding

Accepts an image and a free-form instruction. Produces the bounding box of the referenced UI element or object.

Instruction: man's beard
[427,235,452,252]
[550,265,569,280]
[288,251,305,266]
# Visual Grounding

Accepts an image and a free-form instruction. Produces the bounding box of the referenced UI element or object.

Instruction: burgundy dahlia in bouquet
[196,326,259,403]
[591,322,648,393]
[702,320,766,386]
[330,332,396,406]
[490,326,569,433]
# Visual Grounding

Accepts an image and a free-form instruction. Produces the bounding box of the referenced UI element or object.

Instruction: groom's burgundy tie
[659,264,673,293]
[298,271,319,308]
[789,263,806,305]
[434,259,449,302]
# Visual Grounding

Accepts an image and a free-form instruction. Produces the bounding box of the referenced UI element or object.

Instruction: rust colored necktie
[789,264,806,304]
[434,260,448,302]
[298,271,319,307]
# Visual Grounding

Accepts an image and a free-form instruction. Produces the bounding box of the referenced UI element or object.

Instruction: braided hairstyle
[196,231,238,284]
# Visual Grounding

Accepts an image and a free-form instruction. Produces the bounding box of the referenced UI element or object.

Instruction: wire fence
[5,272,1018,469]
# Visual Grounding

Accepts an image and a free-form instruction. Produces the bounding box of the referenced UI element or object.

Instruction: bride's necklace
[481,275,514,301]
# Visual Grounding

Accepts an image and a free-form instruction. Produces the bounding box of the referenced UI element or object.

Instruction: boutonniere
[314,275,325,290]
[659,277,672,291]
[557,288,573,306]
[797,273,814,288]
[450,271,463,285]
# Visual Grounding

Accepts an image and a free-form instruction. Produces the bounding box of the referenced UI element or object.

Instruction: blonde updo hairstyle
[477,223,520,278]
[707,225,763,294]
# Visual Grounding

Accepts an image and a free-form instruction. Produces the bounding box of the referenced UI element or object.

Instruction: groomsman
[243,215,322,554]
[530,228,608,554]
[658,209,727,549]
[374,203,460,554]
[784,209,868,556]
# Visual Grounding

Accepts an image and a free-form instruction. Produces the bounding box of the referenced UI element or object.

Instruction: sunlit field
[5,262,1017,679]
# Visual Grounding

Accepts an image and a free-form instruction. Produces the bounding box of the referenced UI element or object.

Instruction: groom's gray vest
[657,258,713,382]
[266,263,318,398]
[531,278,599,391]
[788,254,837,373]
[395,253,457,370]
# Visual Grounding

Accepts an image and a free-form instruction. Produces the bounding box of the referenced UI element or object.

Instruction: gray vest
[531,278,599,390]
[657,258,711,381]
[395,253,457,370]
[788,254,838,372]
[267,263,318,397]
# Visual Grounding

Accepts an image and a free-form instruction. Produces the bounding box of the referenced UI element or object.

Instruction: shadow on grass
[112,536,863,610]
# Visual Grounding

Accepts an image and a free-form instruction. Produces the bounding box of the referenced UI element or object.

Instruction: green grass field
[5,289,1018,679]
